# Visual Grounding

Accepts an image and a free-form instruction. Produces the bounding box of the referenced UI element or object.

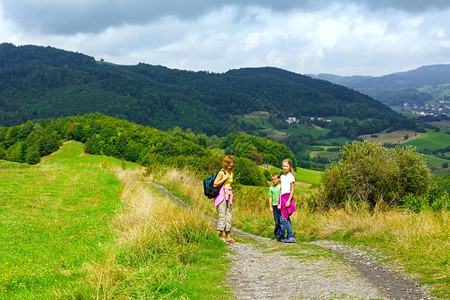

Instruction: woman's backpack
[203,170,224,199]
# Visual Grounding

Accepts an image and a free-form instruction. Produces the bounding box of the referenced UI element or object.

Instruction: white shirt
[280,172,295,195]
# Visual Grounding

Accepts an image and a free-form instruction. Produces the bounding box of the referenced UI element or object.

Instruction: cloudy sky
[1,0,449,76]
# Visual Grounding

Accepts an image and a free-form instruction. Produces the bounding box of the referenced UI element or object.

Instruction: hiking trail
[148,182,437,300]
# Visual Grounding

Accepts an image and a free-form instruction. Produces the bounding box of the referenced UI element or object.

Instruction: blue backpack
[203,170,224,199]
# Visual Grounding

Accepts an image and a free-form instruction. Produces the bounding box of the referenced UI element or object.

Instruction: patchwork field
[359,130,422,144]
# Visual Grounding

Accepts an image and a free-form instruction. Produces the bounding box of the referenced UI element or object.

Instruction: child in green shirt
[268,173,282,240]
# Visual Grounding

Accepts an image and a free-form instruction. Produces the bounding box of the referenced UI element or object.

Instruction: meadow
[405,129,450,152]
[0,142,229,299]
[359,130,421,144]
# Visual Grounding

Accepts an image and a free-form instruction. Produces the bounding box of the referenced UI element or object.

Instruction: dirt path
[225,241,385,299]
[148,182,437,300]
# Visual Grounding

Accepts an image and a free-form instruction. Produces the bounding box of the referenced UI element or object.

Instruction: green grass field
[0,142,230,299]
[405,129,450,151]
[0,142,125,298]
[309,150,341,161]
[269,166,323,187]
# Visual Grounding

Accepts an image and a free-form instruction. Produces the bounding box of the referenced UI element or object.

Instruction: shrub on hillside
[403,182,449,212]
[320,141,432,209]
[233,157,266,186]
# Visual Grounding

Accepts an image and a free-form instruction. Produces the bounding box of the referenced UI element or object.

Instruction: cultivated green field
[405,129,450,151]
[309,150,341,161]
[269,166,323,187]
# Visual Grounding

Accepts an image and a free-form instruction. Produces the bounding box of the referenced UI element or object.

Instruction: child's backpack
[203,170,224,199]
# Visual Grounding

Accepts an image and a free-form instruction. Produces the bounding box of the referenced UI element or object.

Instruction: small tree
[234,157,266,186]
[320,140,432,209]
[7,142,25,163]
[26,143,41,165]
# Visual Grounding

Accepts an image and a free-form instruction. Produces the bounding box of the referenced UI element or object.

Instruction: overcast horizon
[1,1,450,77]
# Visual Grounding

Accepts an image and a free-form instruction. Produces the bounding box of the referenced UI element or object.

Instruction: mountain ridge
[309,64,450,115]
[309,64,450,89]
[0,43,403,137]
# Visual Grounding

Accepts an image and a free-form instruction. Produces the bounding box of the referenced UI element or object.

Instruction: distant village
[403,100,450,116]
[286,116,332,124]
[283,99,450,125]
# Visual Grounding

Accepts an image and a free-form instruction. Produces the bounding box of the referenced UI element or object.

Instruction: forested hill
[0,43,402,136]
[310,64,450,90]
[309,65,450,111]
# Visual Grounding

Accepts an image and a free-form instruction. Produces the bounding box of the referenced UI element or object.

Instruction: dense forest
[0,43,407,139]
[0,113,295,185]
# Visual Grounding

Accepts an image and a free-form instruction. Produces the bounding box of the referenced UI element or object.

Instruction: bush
[233,157,266,186]
[403,182,449,212]
[320,141,432,209]
[263,169,271,181]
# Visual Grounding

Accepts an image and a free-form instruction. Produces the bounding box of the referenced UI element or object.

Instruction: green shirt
[269,185,281,206]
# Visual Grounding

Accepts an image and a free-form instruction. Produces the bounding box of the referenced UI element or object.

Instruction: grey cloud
[1,0,218,34]
[2,0,449,35]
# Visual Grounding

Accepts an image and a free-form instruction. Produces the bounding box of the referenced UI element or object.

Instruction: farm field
[405,129,450,151]
[359,128,449,176]
[268,166,323,187]
[360,130,422,144]
[309,149,341,161]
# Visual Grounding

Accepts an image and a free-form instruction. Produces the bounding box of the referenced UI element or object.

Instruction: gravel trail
[225,241,386,299]
[148,182,438,300]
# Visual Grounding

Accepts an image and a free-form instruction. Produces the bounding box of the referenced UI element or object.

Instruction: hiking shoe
[281,238,296,243]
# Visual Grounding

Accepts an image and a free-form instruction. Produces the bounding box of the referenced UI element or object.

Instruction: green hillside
[0,113,297,185]
[405,129,450,151]
[0,43,406,140]
[0,142,229,299]
[0,142,125,298]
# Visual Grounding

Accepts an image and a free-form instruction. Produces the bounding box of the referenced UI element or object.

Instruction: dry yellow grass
[360,130,421,144]
[292,206,449,296]
[265,129,290,141]
[243,111,269,119]
[83,166,213,299]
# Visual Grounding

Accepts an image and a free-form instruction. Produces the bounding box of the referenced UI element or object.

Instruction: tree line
[0,113,296,186]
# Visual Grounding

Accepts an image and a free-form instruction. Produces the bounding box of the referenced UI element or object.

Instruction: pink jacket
[214,186,233,206]
[279,193,296,219]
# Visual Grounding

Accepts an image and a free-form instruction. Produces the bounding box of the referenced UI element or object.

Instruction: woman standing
[213,155,237,244]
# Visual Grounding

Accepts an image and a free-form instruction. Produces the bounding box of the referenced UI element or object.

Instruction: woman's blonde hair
[282,158,293,173]
[222,155,234,169]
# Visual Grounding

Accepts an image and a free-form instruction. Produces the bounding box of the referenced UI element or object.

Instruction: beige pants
[217,200,232,232]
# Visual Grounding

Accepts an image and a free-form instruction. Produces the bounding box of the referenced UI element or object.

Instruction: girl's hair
[222,155,234,169]
[282,158,293,173]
